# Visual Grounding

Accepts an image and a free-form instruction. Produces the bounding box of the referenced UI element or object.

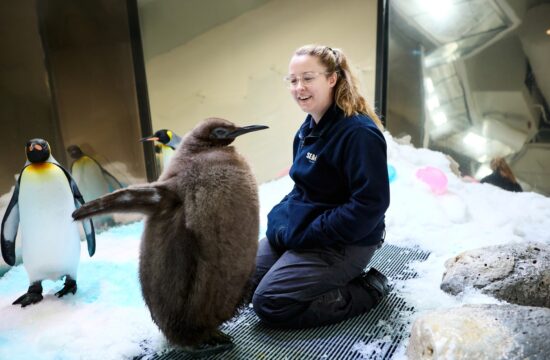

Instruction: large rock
[441,242,550,307]
[407,304,550,359]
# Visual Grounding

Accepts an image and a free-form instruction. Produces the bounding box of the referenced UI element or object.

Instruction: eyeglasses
[283,71,332,88]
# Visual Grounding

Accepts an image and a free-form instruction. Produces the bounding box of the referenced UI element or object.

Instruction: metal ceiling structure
[390,0,550,194]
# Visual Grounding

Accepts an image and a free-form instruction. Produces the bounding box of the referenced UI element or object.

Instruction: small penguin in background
[73,118,267,356]
[1,139,95,307]
[68,145,124,228]
[140,129,182,174]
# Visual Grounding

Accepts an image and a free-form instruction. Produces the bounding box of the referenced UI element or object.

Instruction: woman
[480,157,523,192]
[251,45,391,329]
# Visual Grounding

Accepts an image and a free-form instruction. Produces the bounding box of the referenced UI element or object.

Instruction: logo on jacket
[306,152,317,162]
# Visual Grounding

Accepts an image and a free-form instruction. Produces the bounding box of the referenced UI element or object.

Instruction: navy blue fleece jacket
[266,104,390,249]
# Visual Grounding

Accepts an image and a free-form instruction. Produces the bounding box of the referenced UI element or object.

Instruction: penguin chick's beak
[140,136,159,143]
[225,125,269,139]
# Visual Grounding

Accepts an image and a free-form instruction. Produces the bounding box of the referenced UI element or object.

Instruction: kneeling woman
[251,44,391,328]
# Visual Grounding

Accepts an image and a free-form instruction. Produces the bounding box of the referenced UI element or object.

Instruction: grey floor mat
[141,244,430,360]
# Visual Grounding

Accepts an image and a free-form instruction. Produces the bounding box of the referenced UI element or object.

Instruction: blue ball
[388,164,397,183]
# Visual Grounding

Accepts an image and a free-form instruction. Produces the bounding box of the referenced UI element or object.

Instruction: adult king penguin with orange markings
[1,139,95,307]
[140,129,182,174]
[73,118,267,356]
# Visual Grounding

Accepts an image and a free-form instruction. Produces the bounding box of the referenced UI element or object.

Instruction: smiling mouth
[298,96,312,101]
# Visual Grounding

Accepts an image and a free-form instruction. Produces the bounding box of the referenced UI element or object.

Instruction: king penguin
[73,118,267,356]
[1,139,96,307]
[140,129,182,174]
[68,145,124,228]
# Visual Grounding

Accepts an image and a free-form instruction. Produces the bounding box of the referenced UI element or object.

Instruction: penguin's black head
[67,145,84,160]
[192,118,268,147]
[140,129,171,145]
[26,138,51,163]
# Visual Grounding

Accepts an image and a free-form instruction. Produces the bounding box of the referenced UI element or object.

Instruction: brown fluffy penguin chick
[72,118,268,353]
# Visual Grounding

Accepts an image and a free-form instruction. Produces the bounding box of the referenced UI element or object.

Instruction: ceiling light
[424,78,434,93]
[463,132,487,148]
[546,28,550,36]
[419,0,452,20]
[432,111,448,126]
[426,95,440,110]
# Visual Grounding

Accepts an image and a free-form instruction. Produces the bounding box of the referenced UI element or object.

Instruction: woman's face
[287,55,337,122]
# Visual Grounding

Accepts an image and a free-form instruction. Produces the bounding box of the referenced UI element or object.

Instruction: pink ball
[416,166,448,195]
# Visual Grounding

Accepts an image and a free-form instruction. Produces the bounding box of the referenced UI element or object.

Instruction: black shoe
[360,268,390,299]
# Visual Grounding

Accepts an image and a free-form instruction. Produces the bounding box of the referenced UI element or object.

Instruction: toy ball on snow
[416,166,448,195]
[387,164,397,183]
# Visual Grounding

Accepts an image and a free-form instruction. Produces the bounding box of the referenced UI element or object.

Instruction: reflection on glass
[0,1,147,246]
[388,0,550,195]
[137,0,378,184]
[67,145,125,229]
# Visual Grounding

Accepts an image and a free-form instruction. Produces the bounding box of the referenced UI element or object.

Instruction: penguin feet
[55,276,77,298]
[207,329,233,345]
[13,282,43,307]
[181,330,234,358]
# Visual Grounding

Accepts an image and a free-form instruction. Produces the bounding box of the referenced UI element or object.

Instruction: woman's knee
[252,293,301,326]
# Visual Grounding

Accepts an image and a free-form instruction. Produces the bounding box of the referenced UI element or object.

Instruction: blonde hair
[294,44,384,130]
[490,157,518,183]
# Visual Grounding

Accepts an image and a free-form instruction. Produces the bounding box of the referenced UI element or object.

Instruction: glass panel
[137,0,379,184]
[0,1,147,239]
[387,0,550,195]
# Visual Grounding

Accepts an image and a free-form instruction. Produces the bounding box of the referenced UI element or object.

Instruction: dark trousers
[251,237,379,329]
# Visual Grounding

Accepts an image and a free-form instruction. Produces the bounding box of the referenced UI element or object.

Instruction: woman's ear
[328,72,338,87]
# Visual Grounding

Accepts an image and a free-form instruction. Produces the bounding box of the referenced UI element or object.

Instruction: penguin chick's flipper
[182,331,234,359]
[55,275,77,298]
[72,186,178,220]
[13,282,43,307]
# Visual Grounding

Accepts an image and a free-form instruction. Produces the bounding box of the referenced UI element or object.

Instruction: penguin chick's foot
[181,330,234,358]
[13,282,43,307]
[55,276,77,298]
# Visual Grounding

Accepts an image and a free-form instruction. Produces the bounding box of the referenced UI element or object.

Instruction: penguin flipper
[88,157,124,191]
[75,198,96,257]
[72,186,179,220]
[101,169,124,192]
[1,182,20,266]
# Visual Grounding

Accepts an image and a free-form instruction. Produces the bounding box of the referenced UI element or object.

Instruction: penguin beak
[140,136,159,142]
[226,125,269,138]
[29,144,43,151]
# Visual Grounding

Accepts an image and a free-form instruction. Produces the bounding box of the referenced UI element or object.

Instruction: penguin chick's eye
[211,128,230,139]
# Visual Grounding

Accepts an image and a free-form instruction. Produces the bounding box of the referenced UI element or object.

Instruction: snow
[1,133,549,359]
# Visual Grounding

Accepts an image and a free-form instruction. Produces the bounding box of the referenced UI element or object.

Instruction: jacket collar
[299,104,344,140]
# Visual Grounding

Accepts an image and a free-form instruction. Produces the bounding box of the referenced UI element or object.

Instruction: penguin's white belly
[72,157,108,201]
[19,163,80,282]
[161,145,174,171]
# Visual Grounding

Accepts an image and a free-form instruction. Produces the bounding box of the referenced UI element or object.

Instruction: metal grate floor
[141,244,430,360]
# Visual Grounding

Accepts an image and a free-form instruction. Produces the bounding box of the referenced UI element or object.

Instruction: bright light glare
[475,164,492,179]
[432,111,447,126]
[424,78,434,93]
[420,0,452,19]
[463,132,487,148]
[426,95,440,110]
